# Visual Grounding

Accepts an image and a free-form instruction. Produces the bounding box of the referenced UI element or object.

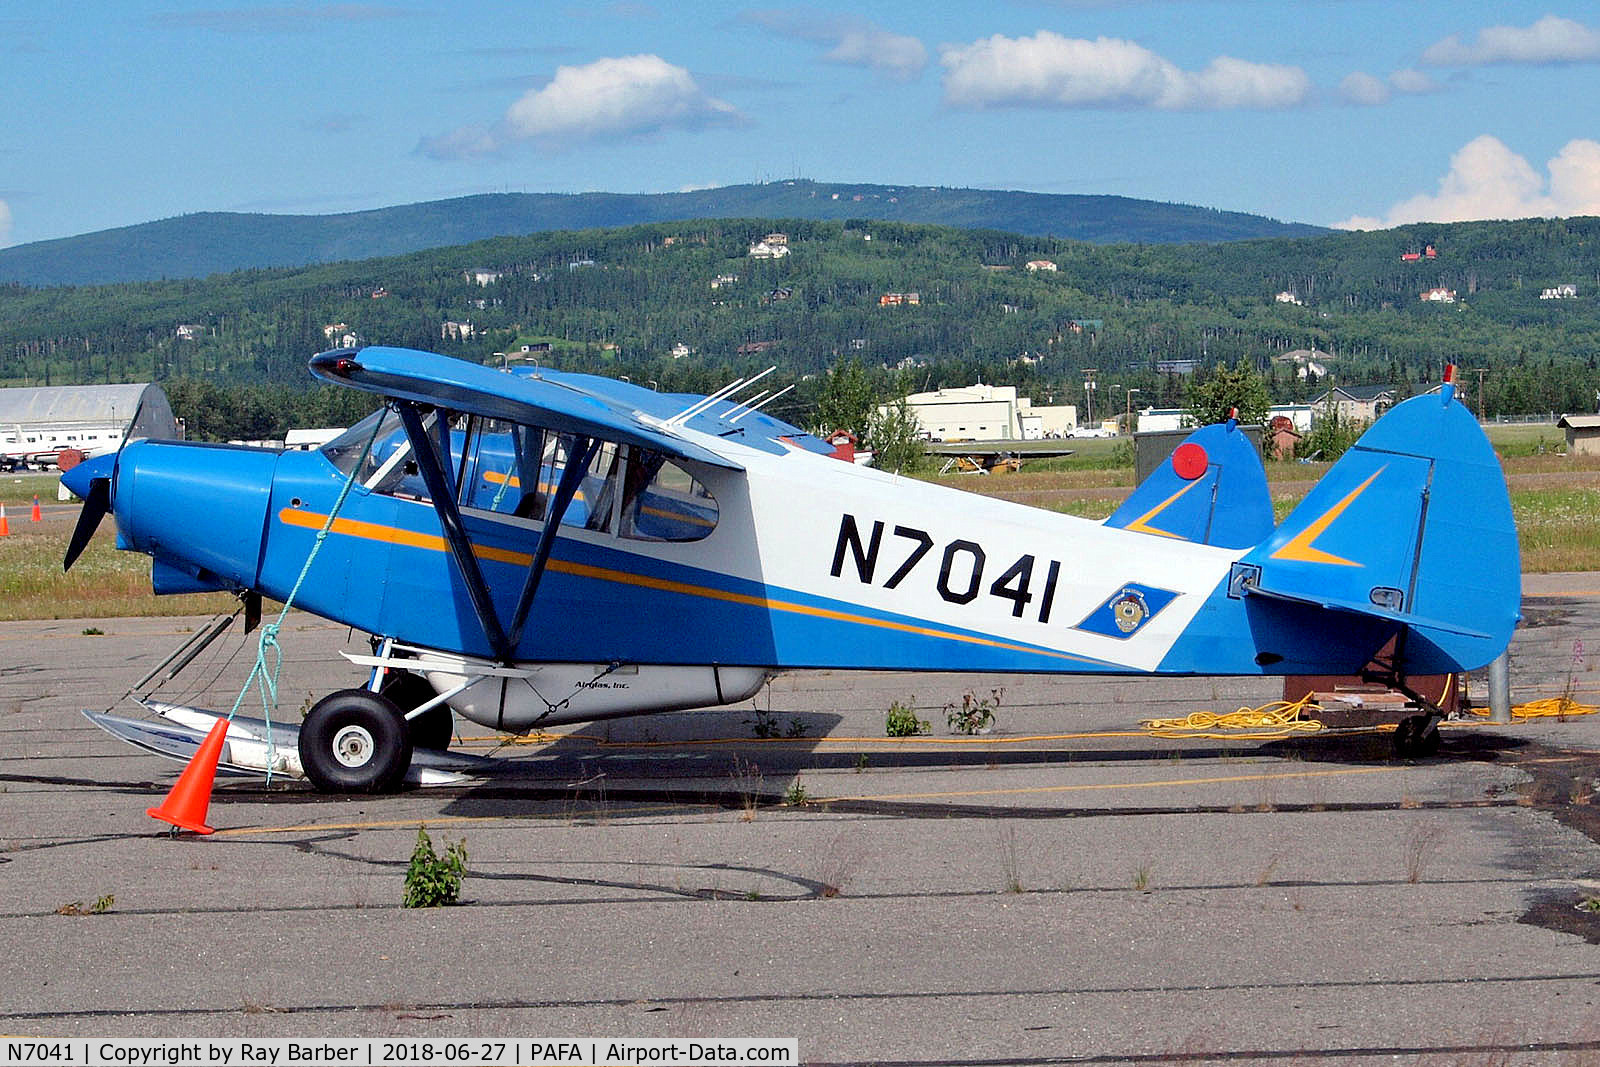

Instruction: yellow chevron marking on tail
[1269,466,1385,567]
[1122,478,1204,540]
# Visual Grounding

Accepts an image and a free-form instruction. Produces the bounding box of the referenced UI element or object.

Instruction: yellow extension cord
[1470,695,1599,722]
[1138,695,1327,740]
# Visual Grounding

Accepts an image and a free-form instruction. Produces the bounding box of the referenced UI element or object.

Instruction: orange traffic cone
[147,717,230,835]
[30,495,41,522]
[0,503,9,537]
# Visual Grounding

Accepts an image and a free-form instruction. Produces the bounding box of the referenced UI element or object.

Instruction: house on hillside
[1421,287,1457,303]
[748,234,790,259]
[1310,383,1444,425]
[1274,348,1329,380]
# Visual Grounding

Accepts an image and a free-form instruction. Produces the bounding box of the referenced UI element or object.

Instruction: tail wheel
[1394,713,1442,759]
[380,671,455,751]
[299,689,412,793]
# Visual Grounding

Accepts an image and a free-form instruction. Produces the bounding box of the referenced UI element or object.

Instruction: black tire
[1393,714,1441,759]
[380,671,455,751]
[299,688,413,793]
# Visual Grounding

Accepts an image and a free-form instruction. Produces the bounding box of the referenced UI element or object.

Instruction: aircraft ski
[62,349,1520,791]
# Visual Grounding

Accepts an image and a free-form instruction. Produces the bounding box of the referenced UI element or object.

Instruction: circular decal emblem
[1112,590,1149,633]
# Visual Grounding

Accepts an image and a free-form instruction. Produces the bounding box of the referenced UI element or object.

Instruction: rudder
[1238,380,1519,673]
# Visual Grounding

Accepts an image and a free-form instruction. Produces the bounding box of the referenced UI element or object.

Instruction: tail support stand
[1488,651,1513,725]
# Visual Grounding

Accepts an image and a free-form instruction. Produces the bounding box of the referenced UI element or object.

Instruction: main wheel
[380,671,455,751]
[299,689,413,793]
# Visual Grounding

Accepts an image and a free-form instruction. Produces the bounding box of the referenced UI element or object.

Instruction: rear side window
[619,450,718,542]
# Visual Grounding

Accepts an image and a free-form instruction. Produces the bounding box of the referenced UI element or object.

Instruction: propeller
[62,397,144,572]
[63,472,112,571]
[61,454,115,571]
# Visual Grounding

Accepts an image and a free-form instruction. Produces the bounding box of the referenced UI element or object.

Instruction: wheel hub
[331,724,376,768]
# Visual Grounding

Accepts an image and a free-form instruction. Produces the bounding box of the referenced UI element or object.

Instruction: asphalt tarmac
[1,578,1598,1065]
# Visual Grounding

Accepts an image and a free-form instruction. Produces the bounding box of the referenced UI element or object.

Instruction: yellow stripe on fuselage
[275,508,1106,667]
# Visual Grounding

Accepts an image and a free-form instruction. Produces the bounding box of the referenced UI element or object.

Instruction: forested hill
[0,180,1326,287]
[3,213,1598,440]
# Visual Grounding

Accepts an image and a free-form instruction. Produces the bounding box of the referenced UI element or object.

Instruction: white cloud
[421,54,740,159]
[1339,67,1441,105]
[939,31,1309,111]
[1338,71,1389,106]
[1336,136,1600,229]
[740,10,926,80]
[1421,14,1600,66]
[0,199,11,247]
[1388,68,1440,94]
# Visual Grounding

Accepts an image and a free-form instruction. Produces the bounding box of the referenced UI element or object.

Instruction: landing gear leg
[381,671,456,751]
[1363,633,1446,759]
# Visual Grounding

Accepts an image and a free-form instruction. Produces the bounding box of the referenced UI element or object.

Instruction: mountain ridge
[0,180,1328,288]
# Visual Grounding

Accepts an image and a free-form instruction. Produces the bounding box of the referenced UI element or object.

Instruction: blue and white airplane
[62,349,1520,792]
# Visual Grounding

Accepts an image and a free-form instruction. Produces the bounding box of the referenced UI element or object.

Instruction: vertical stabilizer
[1237,378,1519,673]
[1105,419,1274,549]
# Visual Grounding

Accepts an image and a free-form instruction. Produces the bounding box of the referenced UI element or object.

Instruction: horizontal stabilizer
[1235,576,1493,640]
[1105,420,1273,549]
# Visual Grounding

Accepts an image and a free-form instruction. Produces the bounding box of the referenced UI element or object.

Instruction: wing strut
[395,402,513,662]
[507,435,598,649]
[397,401,599,663]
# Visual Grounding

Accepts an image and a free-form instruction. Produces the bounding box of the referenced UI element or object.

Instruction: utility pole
[1125,387,1141,435]
[1472,368,1488,421]
[1083,368,1097,428]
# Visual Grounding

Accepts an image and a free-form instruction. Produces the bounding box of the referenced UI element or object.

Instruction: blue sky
[3,1,1599,248]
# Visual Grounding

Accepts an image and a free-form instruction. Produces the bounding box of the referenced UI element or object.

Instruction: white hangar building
[893,384,1078,442]
[0,382,179,468]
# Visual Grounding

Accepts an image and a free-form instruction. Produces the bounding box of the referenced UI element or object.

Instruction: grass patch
[1485,423,1566,457]
[0,473,62,508]
[0,523,233,621]
[1510,487,1600,573]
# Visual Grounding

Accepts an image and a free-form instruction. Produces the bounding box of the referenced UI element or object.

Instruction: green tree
[867,396,927,474]
[814,357,877,437]
[1296,408,1366,462]
[1185,359,1271,427]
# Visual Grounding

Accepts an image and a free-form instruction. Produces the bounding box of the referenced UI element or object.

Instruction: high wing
[309,347,746,472]
[307,346,774,664]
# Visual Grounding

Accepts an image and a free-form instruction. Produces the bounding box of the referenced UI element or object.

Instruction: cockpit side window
[325,408,717,541]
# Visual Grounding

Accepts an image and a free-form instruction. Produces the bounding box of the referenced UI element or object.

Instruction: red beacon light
[1171,442,1208,480]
